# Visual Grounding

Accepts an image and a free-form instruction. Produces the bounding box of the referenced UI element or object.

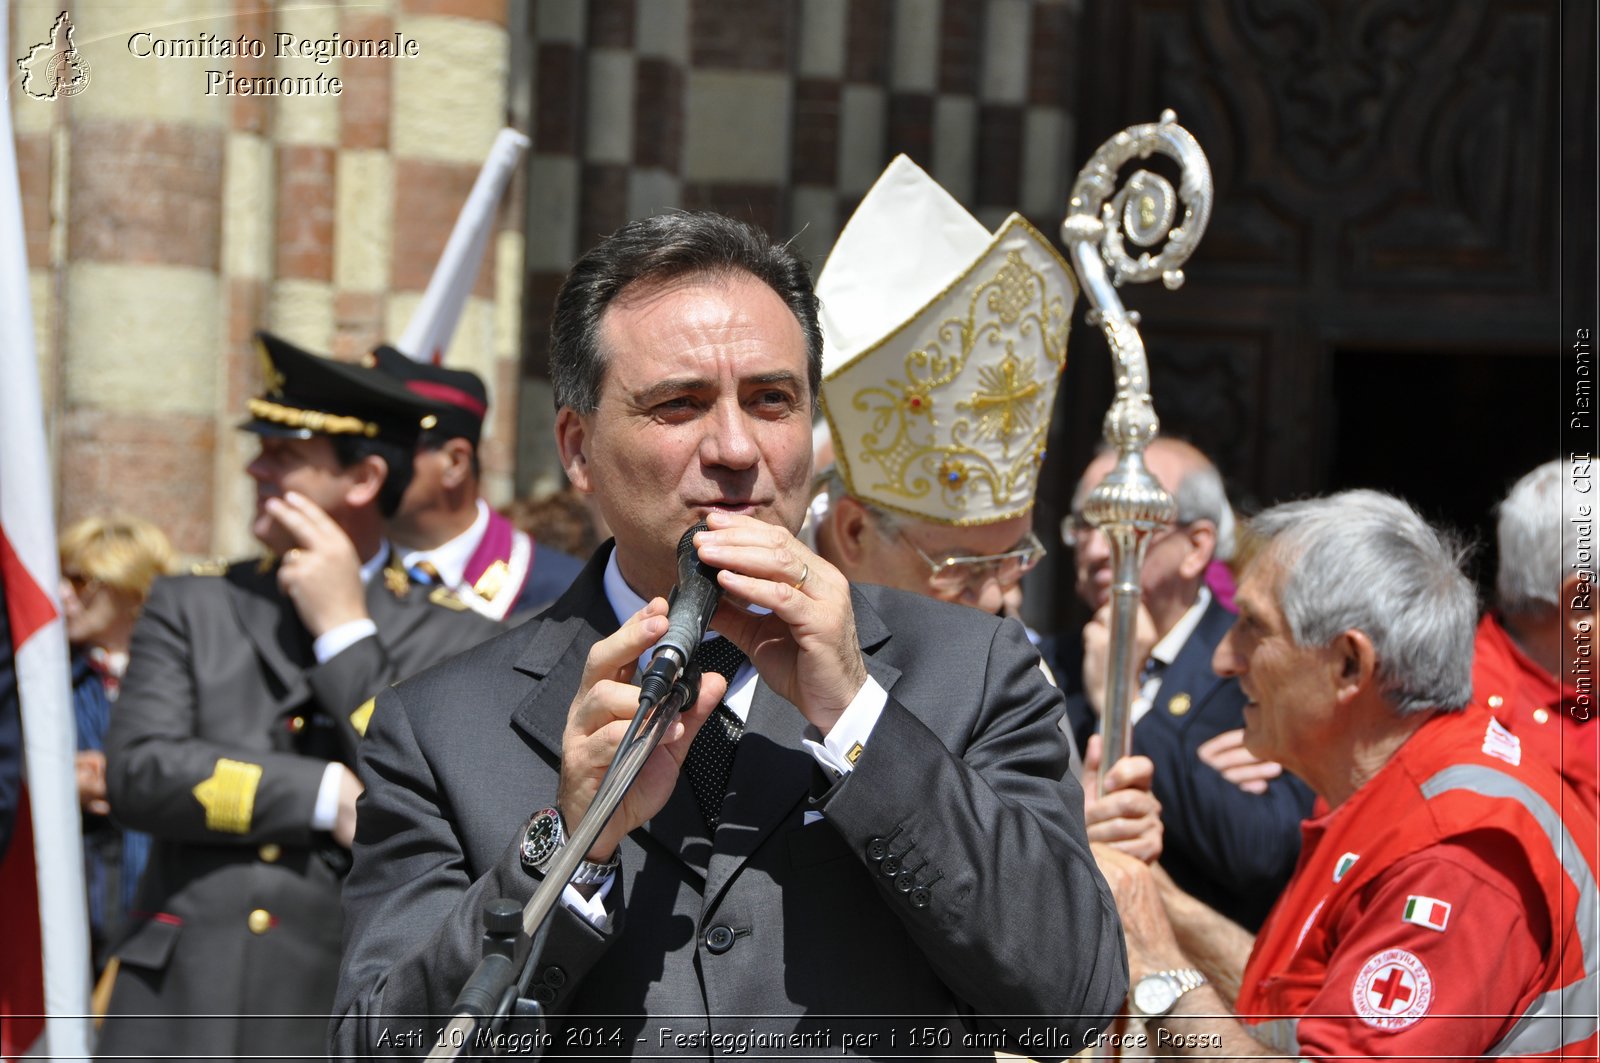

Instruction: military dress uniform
[367,345,585,620]
[98,333,499,1062]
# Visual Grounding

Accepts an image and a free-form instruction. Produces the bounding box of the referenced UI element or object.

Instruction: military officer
[100,332,499,1062]
[366,345,584,618]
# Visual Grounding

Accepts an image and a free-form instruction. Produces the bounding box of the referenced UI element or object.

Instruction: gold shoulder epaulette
[428,586,470,611]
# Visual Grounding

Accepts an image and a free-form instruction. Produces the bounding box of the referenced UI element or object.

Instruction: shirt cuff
[313,619,377,664]
[801,675,886,780]
[561,873,617,931]
[311,762,343,830]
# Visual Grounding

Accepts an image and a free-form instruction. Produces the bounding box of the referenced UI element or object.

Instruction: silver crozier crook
[1060,110,1213,795]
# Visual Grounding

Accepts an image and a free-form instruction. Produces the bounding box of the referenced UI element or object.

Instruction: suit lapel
[507,547,620,759]
[502,553,906,899]
[698,588,899,910]
[1152,598,1233,723]
[227,564,311,703]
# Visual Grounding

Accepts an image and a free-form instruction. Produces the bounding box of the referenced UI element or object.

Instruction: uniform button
[704,925,736,954]
[288,716,306,734]
[880,854,902,876]
[1487,695,1504,709]
[909,887,931,909]
[542,966,566,989]
[531,984,555,1005]
[866,837,888,862]
[895,871,918,892]
[258,844,281,863]
[248,909,272,934]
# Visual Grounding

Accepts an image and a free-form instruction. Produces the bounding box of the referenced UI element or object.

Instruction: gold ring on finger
[793,562,809,590]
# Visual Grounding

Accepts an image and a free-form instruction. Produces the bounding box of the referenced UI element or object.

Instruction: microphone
[638,521,722,707]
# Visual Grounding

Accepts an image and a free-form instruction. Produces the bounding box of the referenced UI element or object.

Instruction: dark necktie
[682,636,747,830]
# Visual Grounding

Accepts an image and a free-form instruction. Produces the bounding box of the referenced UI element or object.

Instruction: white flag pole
[0,2,93,1058]
[396,127,530,364]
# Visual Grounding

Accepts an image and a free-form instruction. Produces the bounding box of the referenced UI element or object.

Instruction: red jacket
[1474,612,1598,819]
[1237,706,1598,1059]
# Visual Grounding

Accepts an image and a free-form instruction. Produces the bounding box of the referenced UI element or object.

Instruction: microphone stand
[425,672,702,1061]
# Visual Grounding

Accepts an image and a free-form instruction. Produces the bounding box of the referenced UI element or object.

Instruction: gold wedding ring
[794,562,809,590]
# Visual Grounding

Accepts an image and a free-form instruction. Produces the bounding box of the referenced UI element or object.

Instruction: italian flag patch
[1402,895,1451,932]
[1333,852,1360,883]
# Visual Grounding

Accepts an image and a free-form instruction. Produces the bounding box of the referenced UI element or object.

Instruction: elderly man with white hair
[1095,489,1598,1060]
[1063,438,1315,931]
[1474,459,1597,816]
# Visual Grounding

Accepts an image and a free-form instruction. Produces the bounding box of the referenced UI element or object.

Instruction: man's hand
[1081,734,1163,862]
[266,491,369,638]
[1092,842,1187,977]
[1082,602,1158,718]
[693,511,868,736]
[556,598,721,862]
[76,750,110,816]
[1197,728,1284,794]
[333,764,363,848]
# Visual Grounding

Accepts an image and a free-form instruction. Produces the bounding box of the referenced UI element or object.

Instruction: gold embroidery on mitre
[839,246,1070,522]
[473,560,510,602]
[192,758,264,834]
[350,697,376,737]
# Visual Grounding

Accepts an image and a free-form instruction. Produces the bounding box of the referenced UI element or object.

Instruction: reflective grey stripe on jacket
[1245,763,1599,1058]
[1421,765,1599,1057]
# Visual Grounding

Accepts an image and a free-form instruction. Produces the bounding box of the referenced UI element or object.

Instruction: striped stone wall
[11,0,516,558]
[515,0,1082,492]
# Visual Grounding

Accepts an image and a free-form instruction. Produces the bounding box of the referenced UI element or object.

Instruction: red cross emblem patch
[1352,948,1433,1030]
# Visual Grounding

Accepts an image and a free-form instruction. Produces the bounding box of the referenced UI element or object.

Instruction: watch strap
[1151,967,1208,1005]
[570,851,621,885]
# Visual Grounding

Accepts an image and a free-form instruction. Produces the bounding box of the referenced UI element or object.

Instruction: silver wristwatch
[1131,967,1208,1017]
[519,808,620,884]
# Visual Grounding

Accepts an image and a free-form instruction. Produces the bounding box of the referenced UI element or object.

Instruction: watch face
[1132,974,1179,1016]
[521,809,563,870]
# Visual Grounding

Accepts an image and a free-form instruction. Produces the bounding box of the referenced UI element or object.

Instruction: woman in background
[58,516,174,970]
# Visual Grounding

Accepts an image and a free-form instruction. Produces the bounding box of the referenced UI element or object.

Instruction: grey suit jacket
[332,545,1127,1060]
[101,558,498,1063]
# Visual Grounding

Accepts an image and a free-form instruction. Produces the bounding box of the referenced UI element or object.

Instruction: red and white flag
[0,2,92,1057]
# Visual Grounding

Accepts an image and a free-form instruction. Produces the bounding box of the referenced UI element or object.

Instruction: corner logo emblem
[16,12,91,101]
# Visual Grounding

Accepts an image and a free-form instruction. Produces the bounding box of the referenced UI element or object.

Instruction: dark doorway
[1329,348,1560,595]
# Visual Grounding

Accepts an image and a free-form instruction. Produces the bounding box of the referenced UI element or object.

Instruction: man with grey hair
[1062,437,1313,930]
[1474,458,1597,815]
[1095,489,1598,1059]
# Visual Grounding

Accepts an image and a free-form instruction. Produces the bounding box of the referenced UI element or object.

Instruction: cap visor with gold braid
[818,155,1077,526]
[241,331,440,446]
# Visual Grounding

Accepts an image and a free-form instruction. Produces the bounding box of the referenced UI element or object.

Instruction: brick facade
[11,0,516,558]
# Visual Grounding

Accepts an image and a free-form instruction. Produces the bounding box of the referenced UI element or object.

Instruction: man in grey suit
[333,213,1127,1059]
[100,334,498,1062]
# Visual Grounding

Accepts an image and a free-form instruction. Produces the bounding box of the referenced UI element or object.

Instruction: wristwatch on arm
[1131,968,1209,1017]
[519,807,620,885]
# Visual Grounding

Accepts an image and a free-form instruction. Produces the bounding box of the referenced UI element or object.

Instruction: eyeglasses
[63,571,100,596]
[895,529,1047,593]
[1062,512,1188,547]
